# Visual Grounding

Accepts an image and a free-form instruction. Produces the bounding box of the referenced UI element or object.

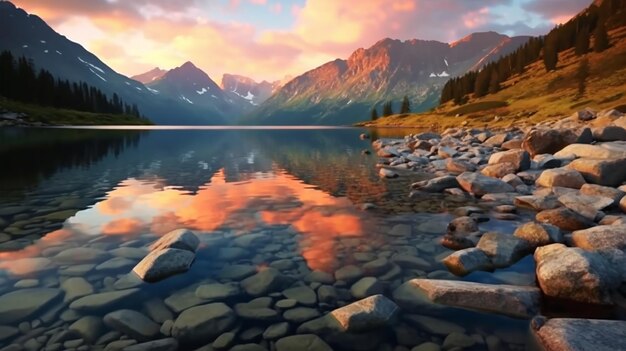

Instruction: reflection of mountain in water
[0,128,143,200]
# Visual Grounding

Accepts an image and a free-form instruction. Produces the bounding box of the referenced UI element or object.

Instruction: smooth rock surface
[0,288,62,323]
[443,248,493,276]
[103,309,160,341]
[329,294,399,332]
[132,248,194,282]
[149,229,199,252]
[171,303,236,344]
[536,168,586,189]
[571,225,626,251]
[532,318,626,351]
[457,172,514,196]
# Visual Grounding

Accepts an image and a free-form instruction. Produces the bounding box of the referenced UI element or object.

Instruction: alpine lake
[0,126,613,351]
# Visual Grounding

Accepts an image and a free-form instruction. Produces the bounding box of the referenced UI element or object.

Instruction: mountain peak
[450,31,508,47]
[131,67,167,84]
[179,61,198,70]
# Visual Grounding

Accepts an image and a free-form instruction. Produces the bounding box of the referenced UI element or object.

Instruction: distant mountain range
[1,0,537,125]
[247,32,530,125]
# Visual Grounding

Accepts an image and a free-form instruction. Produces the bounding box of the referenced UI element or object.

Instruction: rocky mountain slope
[221,74,280,110]
[0,1,225,125]
[131,68,167,84]
[247,32,529,125]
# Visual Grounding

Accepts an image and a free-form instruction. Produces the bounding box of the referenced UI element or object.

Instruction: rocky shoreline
[372,108,626,350]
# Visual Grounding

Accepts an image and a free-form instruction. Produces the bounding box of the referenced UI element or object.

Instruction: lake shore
[370,107,626,350]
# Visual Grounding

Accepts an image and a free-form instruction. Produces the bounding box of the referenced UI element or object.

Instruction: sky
[12,0,592,83]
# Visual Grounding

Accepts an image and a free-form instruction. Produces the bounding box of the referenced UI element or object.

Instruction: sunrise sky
[12,0,591,82]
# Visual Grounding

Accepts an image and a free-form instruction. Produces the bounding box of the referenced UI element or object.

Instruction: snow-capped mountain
[248,32,530,125]
[221,74,281,110]
[0,1,227,124]
[131,67,167,84]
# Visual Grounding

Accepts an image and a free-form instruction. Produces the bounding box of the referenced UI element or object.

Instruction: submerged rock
[411,176,459,193]
[241,268,292,296]
[0,288,62,323]
[393,279,540,319]
[535,244,621,305]
[171,303,236,345]
[132,248,195,282]
[276,334,333,351]
[103,309,160,341]
[532,318,626,351]
[70,288,140,313]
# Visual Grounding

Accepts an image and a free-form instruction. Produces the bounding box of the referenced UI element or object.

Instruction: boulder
[438,146,457,158]
[68,316,104,344]
[557,193,614,220]
[282,286,317,306]
[0,288,62,323]
[574,109,596,121]
[442,248,493,276]
[276,335,333,351]
[502,138,523,150]
[593,126,626,141]
[567,158,626,187]
[580,184,625,206]
[483,133,509,147]
[195,283,241,301]
[329,294,398,333]
[241,268,292,296]
[103,309,160,341]
[132,248,194,282]
[149,229,199,252]
[514,195,560,211]
[379,168,399,179]
[123,338,179,351]
[536,208,595,231]
[535,244,621,304]
[411,176,459,193]
[522,129,589,158]
[446,159,476,173]
[393,279,541,319]
[532,318,626,351]
[554,143,626,159]
[534,154,561,169]
[488,150,530,171]
[476,232,531,268]
[513,222,562,247]
[536,168,586,189]
[171,303,236,345]
[456,172,514,196]
[571,225,626,251]
[480,163,517,178]
[350,277,384,299]
[61,277,94,303]
[447,216,478,236]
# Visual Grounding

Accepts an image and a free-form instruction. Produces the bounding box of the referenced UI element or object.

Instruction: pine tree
[488,71,500,94]
[593,22,610,52]
[400,96,411,114]
[575,25,590,56]
[474,67,491,97]
[543,38,558,72]
[370,107,379,121]
[382,101,394,116]
[576,57,590,98]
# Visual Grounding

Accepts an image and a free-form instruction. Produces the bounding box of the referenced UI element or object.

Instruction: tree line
[0,50,142,117]
[371,96,411,121]
[440,0,625,106]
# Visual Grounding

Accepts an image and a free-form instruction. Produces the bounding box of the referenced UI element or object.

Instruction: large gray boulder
[532,318,626,351]
[171,303,236,344]
[513,222,562,247]
[535,244,621,304]
[392,279,541,319]
[103,309,160,341]
[456,172,514,196]
[329,294,398,333]
[149,229,199,252]
[522,128,589,158]
[580,184,625,206]
[69,288,140,313]
[442,248,493,276]
[555,142,626,159]
[567,158,626,187]
[488,149,530,171]
[132,248,195,282]
[0,288,62,323]
[476,232,531,268]
[536,168,586,189]
[571,225,626,251]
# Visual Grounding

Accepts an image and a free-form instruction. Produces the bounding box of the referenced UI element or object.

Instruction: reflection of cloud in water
[2,168,366,272]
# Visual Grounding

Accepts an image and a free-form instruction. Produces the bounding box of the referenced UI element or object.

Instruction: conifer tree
[488,71,500,94]
[576,57,590,98]
[400,96,411,114]
[593,22,610,52]
[543,38,558,72]
[370,107,379,121]
[575,25,590,56]
[382,101,394,116]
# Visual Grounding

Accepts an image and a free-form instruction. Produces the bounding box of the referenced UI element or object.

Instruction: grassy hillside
[362,25,626,130]
[0,97,153,125]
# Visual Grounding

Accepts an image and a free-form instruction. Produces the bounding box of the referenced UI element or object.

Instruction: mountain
[221,74,281,109]
[0,1,224,125]
[247,31,530,125]
[131,67,167,84]
[144,61,239,118]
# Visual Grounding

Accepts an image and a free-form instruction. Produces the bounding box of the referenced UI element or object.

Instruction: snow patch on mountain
[196,87,210,95]
[89,68,106,82]
[181,95,194,104]
[146,87,159,94]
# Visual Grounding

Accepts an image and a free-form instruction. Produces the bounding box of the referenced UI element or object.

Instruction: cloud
[11,0,590,82]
